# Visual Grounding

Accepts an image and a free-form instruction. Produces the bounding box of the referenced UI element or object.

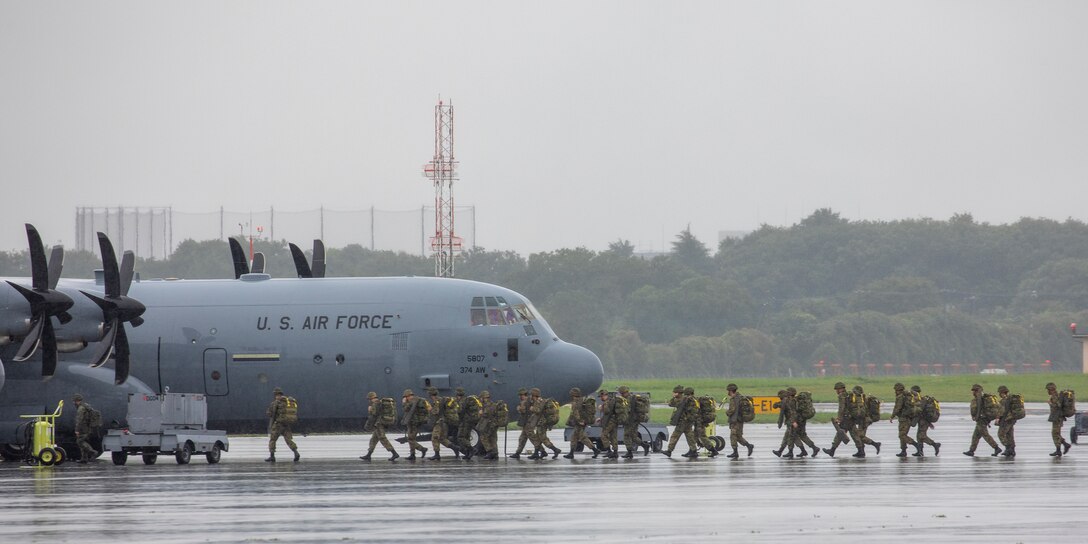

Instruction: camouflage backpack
[412,399,431,425]
[282,397,299,424]
[379,398,397,425]
[581,397,597,424]
[739,396,755,422]
[795,392,816,421]
[697,395,717,424]
[461,395,482,422]
[542,398,561,427]
[978,393,1001,421]
[491,400,509,427]
[612,396,630,422]
[1059,390,1077,418]
[904,391,922,419]
[443,397,461,425]
[683,397,700,421]
[1007,394,1026,421]
[920,395,941,422]
[866,395,882,422]
[631,394,650,423]
[89,407,103,429]
[848,393,868,420]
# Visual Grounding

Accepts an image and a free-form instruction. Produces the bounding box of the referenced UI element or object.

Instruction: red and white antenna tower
[422,99,462,277]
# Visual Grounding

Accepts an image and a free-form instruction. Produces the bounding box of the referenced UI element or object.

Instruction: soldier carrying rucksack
[361,392,399,461]
[509,388,533,459]
[427,387,462,460]
[725,384,755,459]
[476,391,507,460]
[620,386,651,458]
[1046,382,1074,457]
[564,388,600,459]
[964,384,1002,457]
[912,385,942,457]
[661,385,697,458]
[890,383,920,458]
[400,389,431,461]
[265,387,300,463]
[527,388,563,460]
[458,389,483,459]
[72,393,102,463]
[995,385,1025,458]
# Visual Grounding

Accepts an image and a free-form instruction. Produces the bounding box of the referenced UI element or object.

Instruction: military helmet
[480,391,491,398]
[403,389,414,397]
[998,385,1009,394]
[570,387,582,397]
[273,387,283,395]
[518,388,528,395]
[617,385,630,394]
[834,382,846,390]
[786,387,797,395]
[1045,382,1057,390]
[427,386,438,396]
[852,385,864,394]
[777,389,788,397]
[726,383,737,392]
[971,384,982,392]
[910,385,921,393]
[683,387,695,395]
[673,385,684,394]
[530,387,541,396]
[455,387,465,396]
[894,382,905,391]
[72,393,83,402]
[598,389,609,397]
[367,391,378,400]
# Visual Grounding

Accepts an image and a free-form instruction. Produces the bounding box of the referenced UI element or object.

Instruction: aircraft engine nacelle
[0,283,33,339]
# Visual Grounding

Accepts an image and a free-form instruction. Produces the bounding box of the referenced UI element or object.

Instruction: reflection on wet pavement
[1,413,1084,542]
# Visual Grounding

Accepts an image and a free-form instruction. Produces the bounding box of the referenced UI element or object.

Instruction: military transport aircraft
[0,225,604,459]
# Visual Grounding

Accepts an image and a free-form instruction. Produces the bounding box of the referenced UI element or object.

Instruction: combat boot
[407,452,417,461]
[359,452,372,461]
[463,447,475,461]
[661,449,673,458]
[873,442,881,454]
[933,442,941,456]
[851,447,866,458]
[1004,446,1015,458]
[508,451,521,460]
[389,451,400,461]
[592,447,601,459]
[681,449,698,458]
[485,451,499,460]
[772,448,783,457]
[822,447,836,458]
[798,445,809,457]
[810,447,819,458]
[746,443,755,457]
[708,447,719,458]
[527,450,540,460]
[642,441,651,456]
[727,447,739,459]
[293,450,300,463]
[264,454,275,463]
[428,451,441,461]
[912,444,924,457]
[782,447,794,459]
[563,447,575,459]
[551,445,562,459]
[420,447,429,459]
[896,447,908,458]
[1050,447,1062,457]
[962,450,975,457]
[1063,441,1072,455]
[991,446,1002,457]
[622,449,634,459]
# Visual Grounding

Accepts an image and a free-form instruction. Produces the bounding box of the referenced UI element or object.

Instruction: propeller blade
[88,321,118,368]
[48,246,64,290]
[25,224,49,291]
[97,233,121,298]
[251,252,266,274]
[312,239,326,278]
[41,318,57,378]
[130,316,144,328]
[13,316,43,361]
[120,251,135,297]
[113,324,130,385]
[289,243,313,278]
[228,238,249,279]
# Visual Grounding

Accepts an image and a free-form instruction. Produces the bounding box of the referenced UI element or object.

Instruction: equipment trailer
[103,392,228,465]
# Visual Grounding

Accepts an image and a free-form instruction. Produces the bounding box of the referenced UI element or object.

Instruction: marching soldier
[850,385,881,457]
[457,388,482,460]
[889,383,919,457]
[995,385,1024,458]
[1046,382,1073,457]
[912,385,941,456]
[527,388,563,459]
[661,385,697,458]
[509,388,533,459]
[824,382,862,457]
[361,392,399,461]
[725,384,754,459]
[618,386,650,458]
[427,387,461,460]
[400,389,429,461]
[772,389,796,458]
[477,391,507,460]
[964,384,1001,457]
[788,387,819,457]
[597,389,620,458]
[565,388,600,459]
[265,387,300,463]
[72,394,100,463]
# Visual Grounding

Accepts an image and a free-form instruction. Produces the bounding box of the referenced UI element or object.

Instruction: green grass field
[602,373,1087,404]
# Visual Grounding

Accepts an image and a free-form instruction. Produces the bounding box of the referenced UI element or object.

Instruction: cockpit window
[513,304,534,322]
[469,296,536,328]
[484,296,498,307]
[471,297,484,307]
[487,308,507,325]
[470,308,487,326]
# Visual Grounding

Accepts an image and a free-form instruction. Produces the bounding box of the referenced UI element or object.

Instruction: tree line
[4,209,1088,378]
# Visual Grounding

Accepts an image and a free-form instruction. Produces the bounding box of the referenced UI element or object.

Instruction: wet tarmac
[2,405,1085,543]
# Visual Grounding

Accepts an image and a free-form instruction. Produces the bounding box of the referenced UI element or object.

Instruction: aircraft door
[203,348,229,396]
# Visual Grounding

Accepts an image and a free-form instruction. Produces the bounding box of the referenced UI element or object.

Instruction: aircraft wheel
[206,444,221,464]
[142,454,158,465]
[112,451,128,466]
[175,443,192,465]
[38,447,58,466]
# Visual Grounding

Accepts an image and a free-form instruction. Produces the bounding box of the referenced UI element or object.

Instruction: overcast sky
[2,1,1086,257]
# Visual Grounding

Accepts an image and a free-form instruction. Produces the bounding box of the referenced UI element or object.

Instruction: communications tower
[422,99,461,277]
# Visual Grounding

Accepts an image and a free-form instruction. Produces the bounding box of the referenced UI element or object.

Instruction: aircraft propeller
[288,239,325,278]
[80,233,146,385]
[6,224,74,378]
[228,238,250,279]
[251,252,266,273]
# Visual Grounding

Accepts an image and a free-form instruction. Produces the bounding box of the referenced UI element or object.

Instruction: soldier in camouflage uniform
[889,383,920,457]
[787,387,818,457]
[772,389,796,458]
[691,391,719,458]
[619,386,649,458]
[597,389,620,458]
[527,388,563,459]
[964,384,1001,457]
[427,387,461,460]
[995,385,1023,458]
[72,394,99,463]
[662,385,697,458]
[509,388,532,459]
[361,392,399,461]
[457,387,482,460]
[400,389,429,461]
[725,384,754,459]
[849,385,880,458]
[265,387,300,463]
[565,387,600,459]
[912,385,941,456]
[477,391,506,460]
[1046,382,1073,457]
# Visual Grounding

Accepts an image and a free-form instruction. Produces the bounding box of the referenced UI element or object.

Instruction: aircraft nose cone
[536,341,604,397]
